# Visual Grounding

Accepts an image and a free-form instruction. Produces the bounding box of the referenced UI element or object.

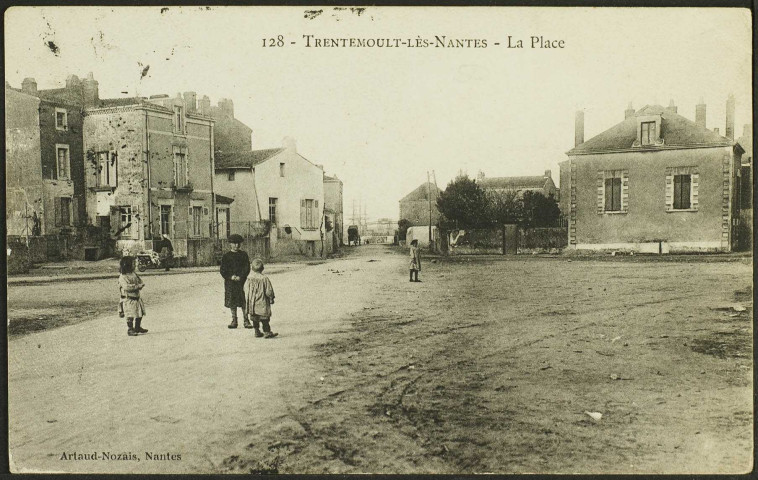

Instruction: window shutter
[691,169,699,210]
[313,200,319,229]
[664,167,673,212]
[621,170,629,212]
[597,171,605,214]
[300,199,306,227]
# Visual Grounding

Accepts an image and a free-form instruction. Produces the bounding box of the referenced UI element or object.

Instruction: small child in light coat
[118,256,147,336]
[409,239,421,282]
[245,258,277,338]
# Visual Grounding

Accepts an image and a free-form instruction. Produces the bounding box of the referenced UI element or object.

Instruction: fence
[442,226,568,255]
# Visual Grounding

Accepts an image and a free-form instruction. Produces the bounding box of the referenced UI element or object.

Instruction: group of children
[117,234,277,338]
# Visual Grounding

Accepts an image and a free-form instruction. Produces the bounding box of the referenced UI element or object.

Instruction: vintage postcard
[5,6,753,474]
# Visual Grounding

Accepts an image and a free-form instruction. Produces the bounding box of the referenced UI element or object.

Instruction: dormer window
[640,121,656,145]
[174,106,184,134]
[634,114,663,147]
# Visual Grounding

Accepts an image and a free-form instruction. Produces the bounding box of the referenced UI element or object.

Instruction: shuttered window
[604,178,622,212]
[120,206,133,238]
[665,167,698,212]
[300,199,320,229]
[54,197,72,226]
[673,175,691,210]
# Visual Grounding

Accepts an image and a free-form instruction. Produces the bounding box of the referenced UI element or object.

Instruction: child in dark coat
[220,234,251,329]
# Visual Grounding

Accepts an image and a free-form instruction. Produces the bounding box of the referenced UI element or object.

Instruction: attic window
[228,171,235,181]
[55,108,68,131]
[641,121,656,146]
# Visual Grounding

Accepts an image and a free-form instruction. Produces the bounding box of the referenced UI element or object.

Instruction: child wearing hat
[245,258,277,338]
[220,234,251,329]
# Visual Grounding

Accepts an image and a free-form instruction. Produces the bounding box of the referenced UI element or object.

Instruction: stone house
[476,170,558,199]
[323,174,344,251]
[82,92,214,255]
[560,99,745,253]
[5,79,86,237]
[214,138,325,257]
[399,182,442,226]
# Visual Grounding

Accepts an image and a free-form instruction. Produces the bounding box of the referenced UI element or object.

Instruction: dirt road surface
[7,245,752,474]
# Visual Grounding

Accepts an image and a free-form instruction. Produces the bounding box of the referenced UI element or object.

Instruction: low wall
[7,227,113,264]
[518,227,568,250]
[448,229,503,255]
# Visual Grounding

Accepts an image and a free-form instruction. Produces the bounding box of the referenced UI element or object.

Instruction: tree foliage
[436,175,491,230]
[397,219,411,241]
[520,191,561,228]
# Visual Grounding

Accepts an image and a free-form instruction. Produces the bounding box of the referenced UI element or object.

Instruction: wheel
[136,258,147,272]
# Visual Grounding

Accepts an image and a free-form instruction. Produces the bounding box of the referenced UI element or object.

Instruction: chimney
[199,95,211,115]
[65,74,81,88]
[544,169,552,179]
[282,136,297,152]
[625,102,635,119]
[218,98,234,118]
[725,94,735,140]
[695,98,706,128]
[713,127,720,135]
[574,110,584,147]
[21,77,37,95]
[183,91,197,113]
[82,72,99,107]
[666,99,677,114]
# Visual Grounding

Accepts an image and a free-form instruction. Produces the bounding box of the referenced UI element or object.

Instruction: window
[174,152,188,187]
[269,197,278,224]
[641,121,656,146]
[56,145,70,180]
[228,170,235,181]
[160,205,172,236]
[598,170,628,214]
[604,178,622,212]
[280,163,285,177]
[55,197,72,226]
[55,108,68,131]
[174,106,184,133]
[192,206,203,237]
[217,207,230,239]
[300,198,319,229]
[666,167,698,212]
[120,206,133,238]
[673,174,691,210]
[96,151,118,187]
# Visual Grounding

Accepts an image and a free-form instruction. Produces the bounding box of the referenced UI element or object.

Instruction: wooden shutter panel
[691,169,699,210]
[597,171,605,214]
[621,170,629,212]
[604,178,613,212]
[300,199,306,228]
[313,200,319,229]
[664,167,673,212]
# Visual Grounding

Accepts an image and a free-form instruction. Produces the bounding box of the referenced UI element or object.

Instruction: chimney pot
[625,102,635,119]
[544,169,552,179]
[666,99,677,114]
[574,110,585,147]
[21,77,37,95]
[695,100,707,129]
[725,94,735,140]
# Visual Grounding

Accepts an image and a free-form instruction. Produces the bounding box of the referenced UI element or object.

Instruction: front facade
[83,93,214,255]
[399,182,442,226]
[6,84,85,237]
[323,174,344,249]
[214,139,325,256]
[562,103,744,253]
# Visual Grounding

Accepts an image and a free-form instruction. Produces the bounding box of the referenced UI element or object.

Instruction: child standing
[220,234,251,329]
[245,258,277,338]
[409,239,421,282]
[118,256,147,336]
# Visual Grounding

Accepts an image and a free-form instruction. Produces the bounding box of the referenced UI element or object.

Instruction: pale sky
[4,7,752,222]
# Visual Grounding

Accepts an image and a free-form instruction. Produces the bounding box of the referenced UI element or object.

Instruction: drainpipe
[145,108,153,243]
[209,120,216,239]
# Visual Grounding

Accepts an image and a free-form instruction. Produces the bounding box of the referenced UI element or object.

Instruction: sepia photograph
[4,5,753,474]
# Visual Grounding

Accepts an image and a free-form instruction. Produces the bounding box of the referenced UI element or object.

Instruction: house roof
[568,105,738,155]
[215,194,235,205]
[215,148,284,169]
[479,176,547,190]
[400,182,441,202]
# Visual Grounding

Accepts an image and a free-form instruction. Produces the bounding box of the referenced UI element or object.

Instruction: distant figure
[409,239,421,282]
[158,234,174,271]
[119,256,147,336]
[245,258,277,338]
[31,212,41,236]
[220,234,250,329]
